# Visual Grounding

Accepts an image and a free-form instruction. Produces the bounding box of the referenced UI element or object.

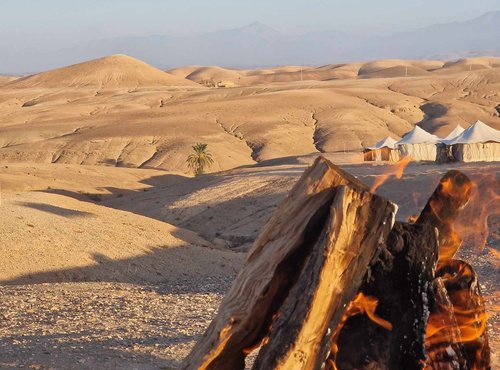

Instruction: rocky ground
[0,159,498,369]
[0,279,233,370]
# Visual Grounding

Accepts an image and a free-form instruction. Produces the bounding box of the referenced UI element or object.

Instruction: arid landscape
[0,26,500,368]
[1,55,500,172]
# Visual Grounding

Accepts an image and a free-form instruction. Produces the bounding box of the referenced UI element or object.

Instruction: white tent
[366,136,398,150]
[364,137,399,161]
[396,126,439,161]
[440,125,465,142]
[441,120,500,162]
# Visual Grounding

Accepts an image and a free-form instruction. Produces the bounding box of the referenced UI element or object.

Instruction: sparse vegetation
[186,143,214,176]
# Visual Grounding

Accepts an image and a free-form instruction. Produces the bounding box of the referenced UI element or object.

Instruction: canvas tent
[439,120,500,162]
[363,136,399,161]
[396,126,440,161]
[436,125,465,162]
[441,125,465,142]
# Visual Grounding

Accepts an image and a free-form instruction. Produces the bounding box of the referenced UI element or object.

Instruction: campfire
[182,157,492,370]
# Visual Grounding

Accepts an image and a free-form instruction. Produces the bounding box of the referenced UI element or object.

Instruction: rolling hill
[9,55,198,89]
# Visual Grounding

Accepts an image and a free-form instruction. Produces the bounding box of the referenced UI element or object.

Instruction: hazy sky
[1,0,499,51]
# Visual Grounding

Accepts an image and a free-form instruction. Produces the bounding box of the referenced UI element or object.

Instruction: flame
[416,171,494,368]
[430,171,499,267]
[328,292,392,369]
[426,297,488,346]
[454,174,500,251]
[490,247,500,260]
[425,171,473,262]
[426,261,490,368]
[370,156,411,192]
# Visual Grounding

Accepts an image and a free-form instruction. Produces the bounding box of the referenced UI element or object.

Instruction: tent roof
[440,125,465,142]
[366,136,398,150]
[443,120,500,145]
[396,126,439,145]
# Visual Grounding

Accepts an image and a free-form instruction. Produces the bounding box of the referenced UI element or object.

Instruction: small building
[363,137,399,161]
[396,126,440,161]
[440,120,500,162]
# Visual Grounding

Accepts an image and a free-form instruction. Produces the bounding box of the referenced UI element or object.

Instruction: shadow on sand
[2,245,241,294]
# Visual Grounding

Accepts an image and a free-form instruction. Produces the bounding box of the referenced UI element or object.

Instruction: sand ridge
[8,55,199,89]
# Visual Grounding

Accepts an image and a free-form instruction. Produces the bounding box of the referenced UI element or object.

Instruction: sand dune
[179,60,456,87]
[167,65,203,78]
[0,75,17,86]
[0,55,499,173]
[8,54,198,89]
[185,66,244,86]
[442,57,500,71]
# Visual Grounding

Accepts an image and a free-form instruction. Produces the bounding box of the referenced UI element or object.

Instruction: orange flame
[416,171,493,368]
[426,261,490,368]
[328,292,392,369]
[426,297,488,346]
[370,156,411,193]
[454,174,500,251]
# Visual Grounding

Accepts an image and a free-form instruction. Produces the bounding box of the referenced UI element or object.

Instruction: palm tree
[186,143,214,175]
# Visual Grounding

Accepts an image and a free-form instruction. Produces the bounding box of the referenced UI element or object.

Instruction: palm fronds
[186,143,214,175]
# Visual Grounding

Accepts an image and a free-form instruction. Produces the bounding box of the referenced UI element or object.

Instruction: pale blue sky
[1,0,499,50]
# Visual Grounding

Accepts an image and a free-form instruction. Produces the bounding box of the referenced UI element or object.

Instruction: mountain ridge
[2,10,500,73]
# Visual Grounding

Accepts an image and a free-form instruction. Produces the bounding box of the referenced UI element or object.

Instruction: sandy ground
[0,158,498,369]
[1,55,499,174]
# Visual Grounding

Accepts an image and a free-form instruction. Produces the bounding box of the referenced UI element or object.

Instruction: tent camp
[439,120,500,162]
[396,126,440,161]
[363,136,399,161]
[436,125,465,162]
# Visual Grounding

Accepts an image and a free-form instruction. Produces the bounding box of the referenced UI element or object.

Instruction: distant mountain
[2,11,500,73]
[359,10,500,60]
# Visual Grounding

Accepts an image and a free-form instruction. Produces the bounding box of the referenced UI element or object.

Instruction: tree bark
[252,186,397,370]
[331,222,439,370]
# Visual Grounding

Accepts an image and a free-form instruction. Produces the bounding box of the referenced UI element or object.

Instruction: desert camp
[363,136,399,161]
[438,120,500,163]
[366,121,500,163]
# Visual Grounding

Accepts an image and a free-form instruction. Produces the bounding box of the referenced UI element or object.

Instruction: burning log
[415,170,491,369]
[416,170,472,262]
[330,222,439,370]
[425,277,469,369]
[427,261,491,370]
[252,186,397,370]
[181,157,397,370]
